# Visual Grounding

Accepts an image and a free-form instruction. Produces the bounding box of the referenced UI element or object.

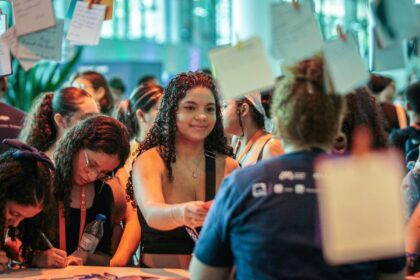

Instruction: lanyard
[58,185,87,252]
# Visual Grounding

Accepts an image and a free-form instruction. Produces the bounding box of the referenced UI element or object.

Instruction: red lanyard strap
[58,185,87,252]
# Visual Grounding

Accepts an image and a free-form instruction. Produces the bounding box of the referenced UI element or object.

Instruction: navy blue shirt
[194,150,405,279]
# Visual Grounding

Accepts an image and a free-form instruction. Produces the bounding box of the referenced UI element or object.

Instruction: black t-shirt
[0,102,25,153]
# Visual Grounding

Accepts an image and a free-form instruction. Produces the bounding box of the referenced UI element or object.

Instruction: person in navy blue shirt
[190,56,406,280]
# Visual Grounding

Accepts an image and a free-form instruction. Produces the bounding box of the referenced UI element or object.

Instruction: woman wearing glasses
[42,115,130,266]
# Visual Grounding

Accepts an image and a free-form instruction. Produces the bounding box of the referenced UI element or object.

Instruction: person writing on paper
[222,92,283,166]
[127,71,238,268]
[108,83,164,266]
[190,56,406,279]
[0,139,65,270]
[41,116,130,266]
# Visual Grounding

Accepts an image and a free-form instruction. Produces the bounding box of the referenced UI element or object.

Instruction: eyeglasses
[83,149,114,181]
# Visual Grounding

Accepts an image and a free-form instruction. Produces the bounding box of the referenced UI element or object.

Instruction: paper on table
[66,1,106,46]
[0,14,11,76]
[271,1,323,63]
[315,151,405,265]
[209,37,275,100]
[323,35,369,95]
[18,19,64,61]
[372,40,406,71]
[11,0,55,36]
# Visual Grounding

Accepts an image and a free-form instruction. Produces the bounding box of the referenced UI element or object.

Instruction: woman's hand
[0,250,9,272]
[182,201,209,228]
[67,249,89,266]
[32,248,67,268]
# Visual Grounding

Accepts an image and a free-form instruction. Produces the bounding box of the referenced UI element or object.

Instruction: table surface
[0,265,189,279]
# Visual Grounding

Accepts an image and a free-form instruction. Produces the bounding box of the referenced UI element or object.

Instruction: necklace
[177,154,204,179]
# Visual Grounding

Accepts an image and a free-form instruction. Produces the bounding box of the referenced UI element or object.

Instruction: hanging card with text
[209,37,275,100]
[316,151,405,265]
[11,0,55,36]
[271,1,323,63]
[66,1,106,45]
[18,19,64,61]
[323,35,369,95]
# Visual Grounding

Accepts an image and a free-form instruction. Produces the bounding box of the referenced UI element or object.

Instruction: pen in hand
[39,231,54,249]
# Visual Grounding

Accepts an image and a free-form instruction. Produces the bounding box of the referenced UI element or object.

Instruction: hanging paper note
[85,0,114,20]
[271,1,323,63]
[18,19,64,61]
[323,35,369,95]
[66,1,106,46]
[1,27,41,71]
[316,151,405,265]
[0,14,11,76]
[11,0,55,36]
[373,40,406,71]
[209,37,275,100]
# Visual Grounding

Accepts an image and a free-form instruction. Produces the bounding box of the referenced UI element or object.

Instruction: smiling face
[5,201,43,228]
[175,86,216,143]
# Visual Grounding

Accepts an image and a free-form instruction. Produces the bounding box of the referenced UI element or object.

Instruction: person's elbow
[189,255,231,280]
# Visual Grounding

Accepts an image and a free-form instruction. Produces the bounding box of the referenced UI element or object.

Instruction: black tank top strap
[205,150,216,201]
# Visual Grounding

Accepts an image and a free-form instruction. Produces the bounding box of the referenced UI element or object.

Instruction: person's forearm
[141,202,185,231]
[110,220,141,267]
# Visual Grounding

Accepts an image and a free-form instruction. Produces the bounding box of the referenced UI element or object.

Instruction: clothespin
[292,0,300,10]
[88,0,100,9]
[235,33,244,49]
[336,24,346,41]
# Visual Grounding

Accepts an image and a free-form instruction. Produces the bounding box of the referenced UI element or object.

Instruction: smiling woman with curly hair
[127,71,238,268]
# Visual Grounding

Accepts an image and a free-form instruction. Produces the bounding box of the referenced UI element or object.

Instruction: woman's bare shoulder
[215,153,239,176]
[133,147,164,169]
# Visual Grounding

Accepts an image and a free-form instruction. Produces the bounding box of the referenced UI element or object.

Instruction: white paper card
[66,2,106,46]
[324,36,369,95]
[12,0,55,36]
[316,151,405,265]
[209,37,275,100]
[373,40,406,71]
[1,27,40,60]
[18,19,64,61]
[271,2,323,63]
[1,27,41,71]
[382,0,420,39]
[0,14,11,76]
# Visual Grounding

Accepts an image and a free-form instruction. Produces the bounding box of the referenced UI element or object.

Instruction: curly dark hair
[0,149,54,263]
[114,83,163,140]
[126,71,233,205]
[53,115,130,221]
[271,56,344,148]
[19,87,94,152]
[340,88,389,151]
[71,71,114,115]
